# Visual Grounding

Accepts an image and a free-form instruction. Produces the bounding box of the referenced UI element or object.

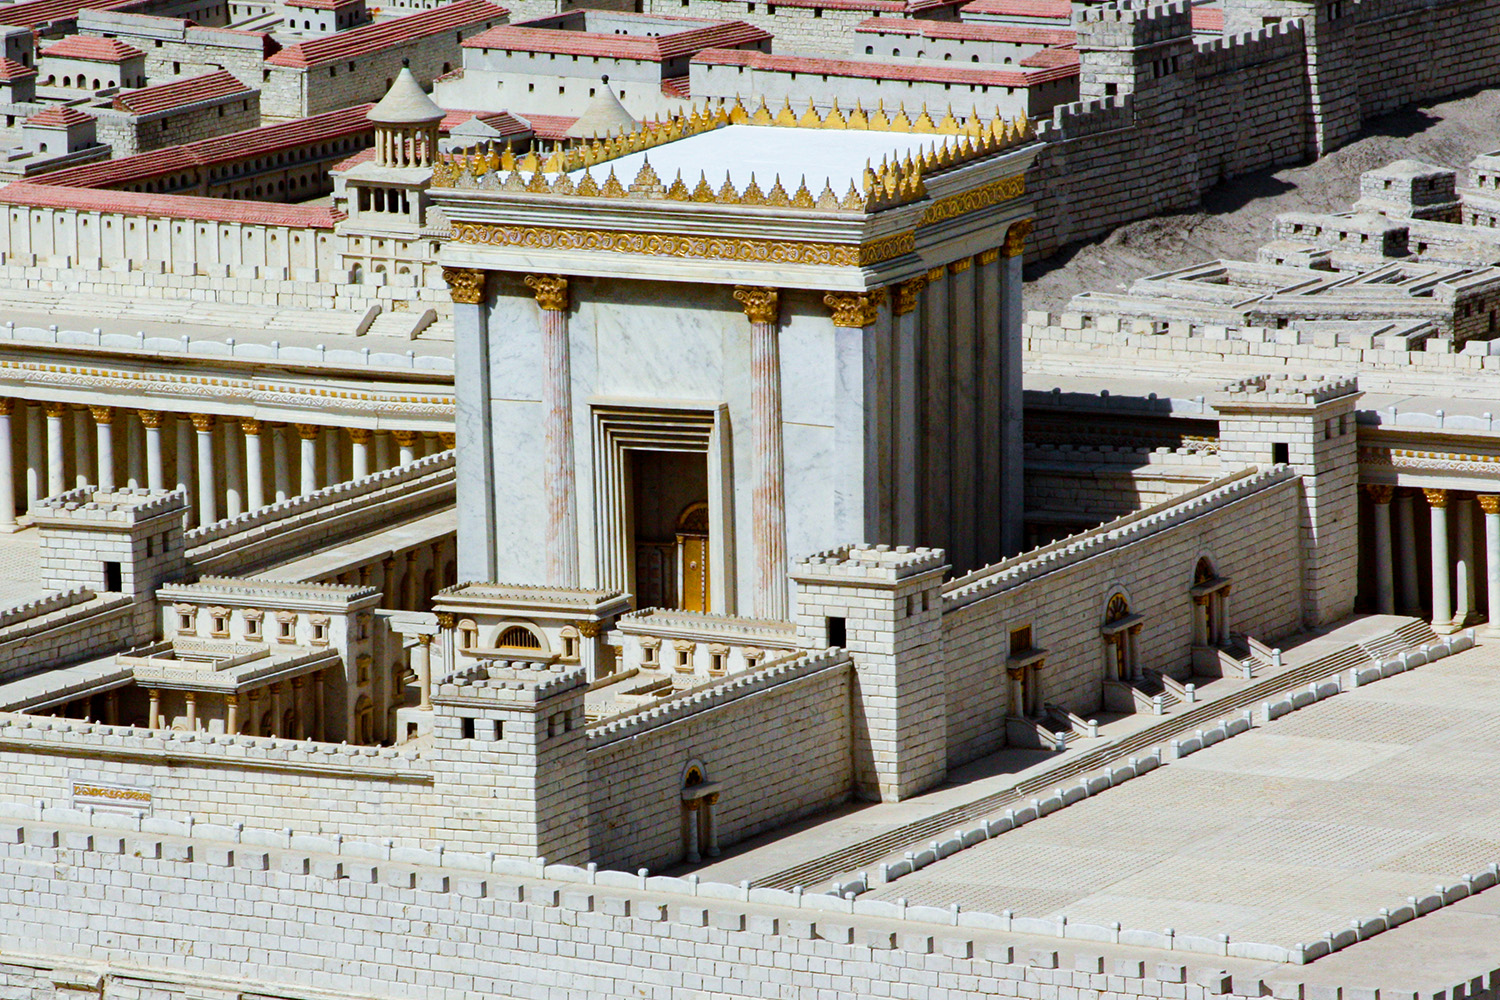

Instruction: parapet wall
[940,468,1304,765]
[1024,443,1222,528]
[0,592,136,687]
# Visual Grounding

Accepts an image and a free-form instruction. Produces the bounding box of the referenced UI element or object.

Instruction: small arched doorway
[680,763,720,864]
[1191,557,1231,648]
[1102,592,1142,681]
[676,502,710,613]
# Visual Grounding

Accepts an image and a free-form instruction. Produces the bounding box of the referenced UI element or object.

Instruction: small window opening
[827,616,847,647]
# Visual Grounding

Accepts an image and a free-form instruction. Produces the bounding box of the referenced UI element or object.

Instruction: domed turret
[370,68,444,168]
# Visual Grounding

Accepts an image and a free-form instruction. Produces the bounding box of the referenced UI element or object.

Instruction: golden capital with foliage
[524,273,570,311]
[1479,494,1500,515]
[894,276,927,316]
[0,399,12,417]
[44,402,66,418]
[949,257,972,274]
[732,286,779,325]
[979,248,1001,265]
[1424,487,1449,508]
[440,432,456,449]
[348,427,372,444]
[191,413,215,432]
[140,410,164,429]
[576,620,602,638]
[295,423,320,440]
[1004,219,1034,257]
[434,612,456,629]
[394,430,419,447]
[89,405,113,424]
[823,288,886,328]
[441,266,486,305]
[1364,484,1394,504]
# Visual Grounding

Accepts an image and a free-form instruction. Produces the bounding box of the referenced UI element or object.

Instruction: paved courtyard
[869,641,1500,950]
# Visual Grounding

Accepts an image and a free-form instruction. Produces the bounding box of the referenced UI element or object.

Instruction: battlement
[1193,17,1305,74]
[792,544,949,585]
[1072,0,1191,45]
[434,660,586,705]
[30,486,189,528]
[618,607,797,645]
[1218,372,1361,406]
[160,576,381,608]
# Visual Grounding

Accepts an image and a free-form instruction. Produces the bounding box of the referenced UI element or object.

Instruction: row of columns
[145,673,326,738]
[0,399,451,530]
[1366,485,1500,632]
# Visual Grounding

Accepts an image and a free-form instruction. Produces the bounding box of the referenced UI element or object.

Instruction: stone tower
[791,545,949,801]
[1214,374,1362,628]
[429,659,591,863]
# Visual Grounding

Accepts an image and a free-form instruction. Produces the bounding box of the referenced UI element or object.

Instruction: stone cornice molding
[524,273,570,311]
[732,286,779,325]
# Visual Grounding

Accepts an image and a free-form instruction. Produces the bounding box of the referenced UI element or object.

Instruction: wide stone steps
[1362,619,1440,660]
[749,626,1417,891]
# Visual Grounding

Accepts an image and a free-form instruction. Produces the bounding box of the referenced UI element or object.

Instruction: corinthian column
[0,399,15,531]
[90,406,114,491]
[526,273,579,588]
[242,418,263,510]
[1426,488,1453,632]
[140,410,164,492]
[192,413,217,524]
[735,286,787,620]
[1365,484,1395,616]
[44,402,65,497]
[823,288,887,544]
[350,427,371,479]
[296,423,319,496]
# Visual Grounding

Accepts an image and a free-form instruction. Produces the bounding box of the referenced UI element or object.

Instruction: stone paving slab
[867,642,1500,952]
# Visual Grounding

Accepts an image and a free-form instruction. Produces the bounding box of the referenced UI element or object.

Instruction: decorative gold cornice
[918,175,1026,228]
[1004,218,1034,258]
[455,222,909,268]
[431,97,1034,218]
[524,273,570,312]
[894,276,927,316]
[1364,484,1394,504]
[442,266,486,305]
[733,286,779,325]
[824,289,886,328]
[1424,487,1449,508]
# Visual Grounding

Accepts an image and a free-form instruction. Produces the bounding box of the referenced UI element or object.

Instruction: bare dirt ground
[1024,88,1500,311]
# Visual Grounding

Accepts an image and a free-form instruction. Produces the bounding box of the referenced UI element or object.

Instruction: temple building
[432,101,1037,617]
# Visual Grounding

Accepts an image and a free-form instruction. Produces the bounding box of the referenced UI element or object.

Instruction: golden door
[679,533,710,612]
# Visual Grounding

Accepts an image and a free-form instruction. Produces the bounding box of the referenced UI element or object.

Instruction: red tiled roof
[39,35,145,62]
[267,0,506,67]
[1018,44,1076,68]
[31,104,374,188]
[462,21,768,61]
[110,70,251,116]
[661,75,690,98]
[856,15,1073,44]
[511,112,575,140]
[25,105,93,127]
[329,146,375,171]
[0,0,142,30]
[1192,6,1224,30]
[904,0,968,10]
[958,0,1071,18]
[692,46,1076,86]
[0,182,346,227]
[440,108,533,136]
[707,0,903,9]
[286,0,364,8]
[0,59,37,81]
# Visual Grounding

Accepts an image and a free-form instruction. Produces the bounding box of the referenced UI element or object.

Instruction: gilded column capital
[823,288,886,328]
[1479,494,1500,515]
[417,632,433,646]
[0,399,14,417]
[441,266,486,305]
[295,422,321,440]
[893,276,927,316]
[524,273,570,311]
[190,413,215,432]
[44,402,65,418]
[926,266,945,283]
[139,410,163,429]
[89,405,113,424]
[434,612,456,630]
[576,620,602,638]
[1364,484,1394,504]
[1424,487,1449,508]
[439,432,455,449]
[1004,219,1034,257]
[348,427,373,444]
[393,430,418,447]
[979,247,1001,265]
[949,256,973,274]
[732,286,779,325]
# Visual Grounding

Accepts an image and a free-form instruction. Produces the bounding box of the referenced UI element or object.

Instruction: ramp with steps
[748,620,1430,891]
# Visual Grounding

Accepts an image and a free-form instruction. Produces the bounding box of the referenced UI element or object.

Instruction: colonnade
[0,399,452,530]
[1366,485,1500,632]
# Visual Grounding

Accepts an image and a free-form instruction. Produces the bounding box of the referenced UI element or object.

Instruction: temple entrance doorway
[631,450,709,611]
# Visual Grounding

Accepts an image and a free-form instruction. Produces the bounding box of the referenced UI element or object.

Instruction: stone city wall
[1023,443,1221,528]
[91,91,261,159]
[940,468,1304,766]
[586,649,853,871]
[0,592,138,687]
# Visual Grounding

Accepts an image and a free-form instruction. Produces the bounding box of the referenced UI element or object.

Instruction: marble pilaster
[824,288,886,544]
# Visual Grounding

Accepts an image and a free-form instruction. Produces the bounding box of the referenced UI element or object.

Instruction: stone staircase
[1361,619,1441,660]
[748,620,1431,892]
